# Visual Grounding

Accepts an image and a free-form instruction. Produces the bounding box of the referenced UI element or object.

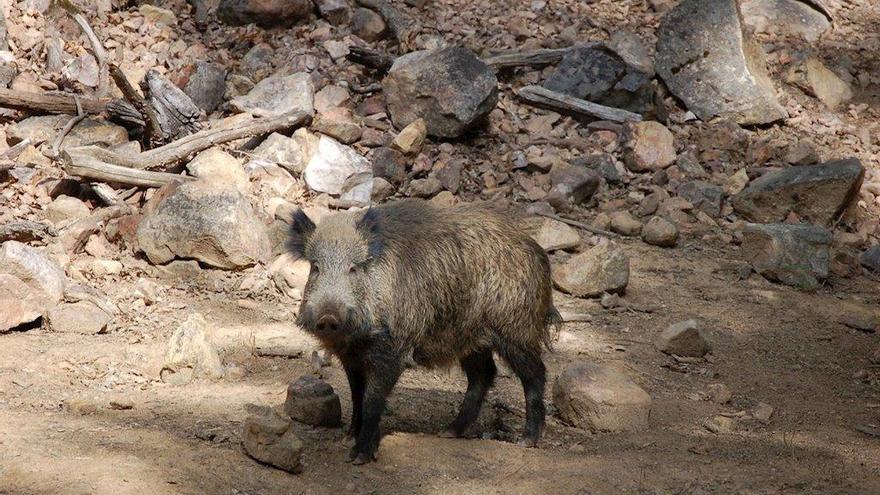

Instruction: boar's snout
[316,313,340,333]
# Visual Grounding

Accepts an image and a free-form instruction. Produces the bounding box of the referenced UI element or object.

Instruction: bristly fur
[287,209,316,259]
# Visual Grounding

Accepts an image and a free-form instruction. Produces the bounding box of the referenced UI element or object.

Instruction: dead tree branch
[483,47,573,71]
[517,85,643,123]
[109,64,164,147]
[353,0,418,50]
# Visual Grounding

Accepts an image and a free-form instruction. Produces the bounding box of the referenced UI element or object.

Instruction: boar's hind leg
[351,339,404,465]
[439,349,496,438]
[340,355,366,440]
[498,343,546,448]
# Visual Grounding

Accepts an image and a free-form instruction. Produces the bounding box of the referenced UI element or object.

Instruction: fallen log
[0,88,110,115]
[517,85,643,123]
[65,110,311,172]
[63,149,195,187]
[483,47,573,71]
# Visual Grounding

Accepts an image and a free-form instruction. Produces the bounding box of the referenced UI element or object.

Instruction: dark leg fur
[498,343,546,447]
[440,349,496,438]
[340,354,365,439]
[350,335,404,465]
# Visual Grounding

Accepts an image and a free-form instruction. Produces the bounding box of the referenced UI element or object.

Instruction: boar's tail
[542,306,563,351]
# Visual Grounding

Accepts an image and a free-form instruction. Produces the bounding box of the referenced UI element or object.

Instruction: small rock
[304,135,373,202]
[270,253,310,300]
[553,362,652,432]
[546,167,601,209]
[161,313,225,384]
[139,4,176,24]
[577,154,623,184]
[623,121,676,172]
[753,402,774,423]
[9,115,128,148]
[610,210,642,236]
[185,147,249,193]
[351,7,387,41]
[641,216,679,247]
[704,415,739,434]
[741,223,831,289]
[860,245,880,273]
[180,61,227,113]
[531,218,580,252]
[241,44,274,83]
[383,46,498,138]
[312,107,363,144]
[251,131,315,175]
[46,195,90,225]
[137,180,271,269]
[218,0,313,28]
[678,181,723,217]
[655,319,708,357]
[314,0,351,25]
[430,190,457,207]
[707,383,732,404]
[390,118,427,156]
[371,177,395,201]
[433,160,463,193]
[370,147,408,184]
[283,375,342,427]
[725,168,750,196]
[229,72,314,118]
[314,85,351,114]
[46,301,111,334]
[741,0,831,42]
[552,241,629,298]
[655,0,787,125]
[133,277,159,305]
[783,141,819,166]
[242,409,304,473]
[323,40,350,61]
[731,158,865,226]
[785,57,853,110]
[407,177,442,198]
[0,241,66,332]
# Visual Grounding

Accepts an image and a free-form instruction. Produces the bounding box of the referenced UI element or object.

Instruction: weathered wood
[354,0,418,49]
[109,64,164,147]
[63,149,195,187]
[483,47,572,71]
[346,46,394,73]
[69,11,110,97]
[90,182,121,206]
[534,211,620,238]
[517,85,643,123]
[63,112,313,187]
[0,88,110,115]
[143,69,203,141]
[1,138,33,160]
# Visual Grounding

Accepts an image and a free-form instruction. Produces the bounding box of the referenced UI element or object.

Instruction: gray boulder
[732,158,864,225]
[741,223,831,289]
[383,47,498,138]
[0,241,65,332]
[137,180,271,270]
[655,0,787,125]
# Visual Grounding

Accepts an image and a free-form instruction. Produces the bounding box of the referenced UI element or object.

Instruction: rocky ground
[2,0,880,493]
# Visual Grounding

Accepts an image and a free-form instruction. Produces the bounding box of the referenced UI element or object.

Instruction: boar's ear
[356,208,384,259]
[288,209,316,258]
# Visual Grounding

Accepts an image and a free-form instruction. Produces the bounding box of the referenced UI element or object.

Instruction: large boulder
[217,0,313,27]
[552,241,629,297]
[553,362,652,432]
[543,43,653,114]
[655,0,787,125]
[741,223,831,289]
[382,47,498,138]
[731,158,864,225]
[137,180,271,270]
[0,241,66,332]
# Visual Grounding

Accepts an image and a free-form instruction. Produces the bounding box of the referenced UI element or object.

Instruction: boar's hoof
[517,437,539,448]
[437,427,462,439]
[351,451,376,465]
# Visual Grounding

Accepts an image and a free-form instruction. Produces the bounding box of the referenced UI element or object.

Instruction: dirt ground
[2,238,880,495]
[3,0,880,493]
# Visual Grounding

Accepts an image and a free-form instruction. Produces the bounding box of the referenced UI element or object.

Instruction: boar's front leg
[350,336,403,465]
[339,353,365,440]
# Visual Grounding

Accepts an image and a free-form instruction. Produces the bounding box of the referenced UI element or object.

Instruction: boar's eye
[311,261,320,274]
[348,264,357,275]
